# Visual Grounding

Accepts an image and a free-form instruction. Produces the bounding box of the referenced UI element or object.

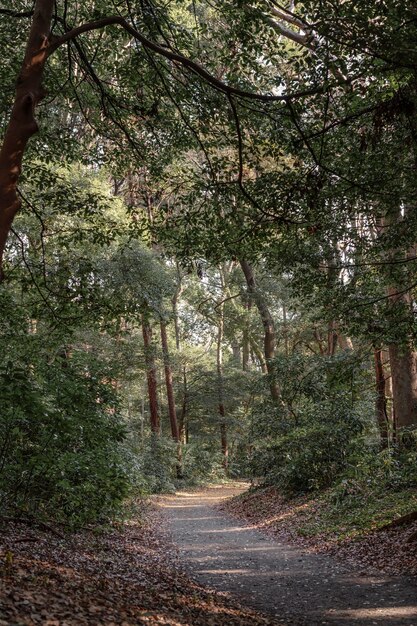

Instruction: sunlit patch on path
[160,485,417,626]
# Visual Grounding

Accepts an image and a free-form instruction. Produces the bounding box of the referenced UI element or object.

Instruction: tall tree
[142,310,160,435]
[240,259,280,402]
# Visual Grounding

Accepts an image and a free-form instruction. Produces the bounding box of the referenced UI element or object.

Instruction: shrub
[138,434,178,493]
[0,352,131,526]
[181,442,226,485]
[248,353,372,494]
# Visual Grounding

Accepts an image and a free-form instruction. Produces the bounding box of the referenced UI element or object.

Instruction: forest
[0,1,417,625]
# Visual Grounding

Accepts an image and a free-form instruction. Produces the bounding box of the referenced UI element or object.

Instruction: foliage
[248,353,372,493]
[1,0,417,538]
[0,294,130,526]
[181,442,226,485]
[137,434,178,494]
[332,442,417,505]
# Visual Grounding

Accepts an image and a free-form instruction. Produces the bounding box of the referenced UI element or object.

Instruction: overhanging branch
[0,9,34,18]
[47,15,325,102]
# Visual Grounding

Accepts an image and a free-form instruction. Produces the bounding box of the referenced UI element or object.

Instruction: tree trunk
[160,319,183,476]
[141,313,160,434]
[242,328,250,371]
[160,321,179,441]
[388,343,417,428]
[217,270,228,471]
[0,0,55,279]
[338,332,354,351]
[232,341,241,365]
[324,244,342,357]
[282,301,289,357]
[327,320,338,356]
[374,349,389,447]
[242,298,252,371]
[171,269,187,446]
[382,349,395,433]
[242,333,250,371]
[220,421,228,469]
[172,266,183,351]
[240,259,280,401]
[178,366,188,444]
[249,336,267,373]
[384,207,417,428]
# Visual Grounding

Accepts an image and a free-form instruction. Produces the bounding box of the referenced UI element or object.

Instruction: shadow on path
[160,485,417,626]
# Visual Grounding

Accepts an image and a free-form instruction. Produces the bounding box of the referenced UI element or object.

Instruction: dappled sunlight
[164,487,417,626]
[166,516,219,522]
[158,503,221,510]
[328,606,417,620]
[252,499,318,531]
[192,566,312,578]
[198,568,253,575]
[196,526,257,534]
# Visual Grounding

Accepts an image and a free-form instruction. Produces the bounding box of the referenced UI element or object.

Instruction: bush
[138,434,178,493]
[330,441,417,504]
[0,350,131,526]
[181,442,226,485]
[248,353,372,494]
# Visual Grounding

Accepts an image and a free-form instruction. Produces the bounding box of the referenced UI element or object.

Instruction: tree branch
[263,14,313,48]
[0,9,34,18]
[269,1,311,29]
[47,15,325,102]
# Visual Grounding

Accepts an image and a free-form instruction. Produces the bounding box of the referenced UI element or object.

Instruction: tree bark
[374,349,389,447]
[160,319,183,476]
[388,343,417,428]
[0,0,55,279]
[384,208,417,428]
[172,275,183,351]
[141,313,160,434]
[160,321,179,441]
[249,335,267,373]
[232,341,241,365]
[178,366,188,444]
[217,269,228,471]
[240,259,280,401]
[282,301,290,357]
[242,298,252,371]
[338,332,354,351]
[171,268,187,446]
[382,349,395,433]
[327,320,338,356]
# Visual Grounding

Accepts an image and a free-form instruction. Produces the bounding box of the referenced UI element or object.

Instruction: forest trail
[159,484,417,626]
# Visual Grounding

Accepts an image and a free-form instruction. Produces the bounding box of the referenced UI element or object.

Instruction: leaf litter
[0,500,279,625]
[221,486,417,576]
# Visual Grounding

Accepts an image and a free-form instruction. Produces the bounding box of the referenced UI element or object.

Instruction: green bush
[181,442,226,485]
[248,353,372,494]
[331,441,417,504]
[251,397,363,492]
[0,351,131,526]
[138,434,178,493]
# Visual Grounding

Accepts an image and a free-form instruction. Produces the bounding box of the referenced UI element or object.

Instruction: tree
[240,259,281,402]
[0,0,315,279]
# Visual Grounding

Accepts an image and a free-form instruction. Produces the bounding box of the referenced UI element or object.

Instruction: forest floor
[1,484,416,625]
[0,498,277,625]
[160,483,417,626]
[222,484,417,577]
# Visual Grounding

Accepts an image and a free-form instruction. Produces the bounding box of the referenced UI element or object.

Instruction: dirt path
[159,484,417,626]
